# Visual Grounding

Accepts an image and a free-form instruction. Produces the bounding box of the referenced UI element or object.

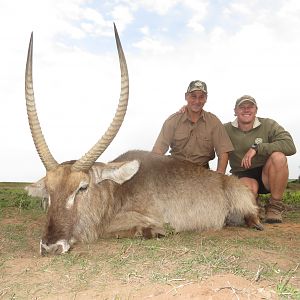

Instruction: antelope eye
[79,182,88,190]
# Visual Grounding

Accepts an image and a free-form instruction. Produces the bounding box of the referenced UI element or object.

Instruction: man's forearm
[216,152,229,174]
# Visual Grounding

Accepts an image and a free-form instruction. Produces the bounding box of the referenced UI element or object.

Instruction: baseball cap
[186,80,207,94]
[235,95,257,108]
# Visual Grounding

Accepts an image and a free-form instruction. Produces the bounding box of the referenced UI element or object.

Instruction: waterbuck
[25,25,263,256]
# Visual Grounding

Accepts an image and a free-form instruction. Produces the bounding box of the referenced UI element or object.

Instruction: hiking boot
[265,200,285,223]
[258,205,266,222]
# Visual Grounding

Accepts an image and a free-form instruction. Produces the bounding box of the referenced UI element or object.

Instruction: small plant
[163,222,176,236]
[276,265,300,299]
[277,283,300,299]
[0,189,40,210]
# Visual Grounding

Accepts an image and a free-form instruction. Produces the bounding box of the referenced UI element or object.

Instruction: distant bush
[259,190,300,206]
[0,189,40,210]
[283,191,300,205]
[288,179,300,184]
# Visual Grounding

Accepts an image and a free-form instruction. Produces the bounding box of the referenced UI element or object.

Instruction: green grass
[1,224,28,251]
[286,210,300,222]
[0,183,43,257]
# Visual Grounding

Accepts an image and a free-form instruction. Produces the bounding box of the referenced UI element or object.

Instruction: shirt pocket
[196,133,213,155]
[173,131,189,150]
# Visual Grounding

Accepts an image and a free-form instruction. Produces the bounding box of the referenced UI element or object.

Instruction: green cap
[235,95,257,108]
[186,80,207,94]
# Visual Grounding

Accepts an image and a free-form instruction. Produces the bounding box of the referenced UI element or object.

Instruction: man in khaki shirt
[152,80,233,174]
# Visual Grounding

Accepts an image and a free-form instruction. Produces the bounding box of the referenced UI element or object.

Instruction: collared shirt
[153,110,234,165]
[231,117,261,129]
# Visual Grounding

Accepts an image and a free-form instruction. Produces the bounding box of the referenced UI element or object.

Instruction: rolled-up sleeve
[152,120,174,154]
[212,121,234,157]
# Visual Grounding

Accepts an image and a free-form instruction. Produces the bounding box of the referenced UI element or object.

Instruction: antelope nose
[40,240,64,256]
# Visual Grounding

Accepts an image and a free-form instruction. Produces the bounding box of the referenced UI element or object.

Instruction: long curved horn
[25,33,58,171]
[72,24,129,172]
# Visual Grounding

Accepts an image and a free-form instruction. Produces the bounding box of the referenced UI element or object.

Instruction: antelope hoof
[253,222,264,231]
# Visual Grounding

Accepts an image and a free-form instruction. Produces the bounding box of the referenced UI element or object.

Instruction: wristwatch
[250,143,258,152]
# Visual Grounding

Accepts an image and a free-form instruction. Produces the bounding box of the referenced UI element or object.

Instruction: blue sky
[0,0,299,181]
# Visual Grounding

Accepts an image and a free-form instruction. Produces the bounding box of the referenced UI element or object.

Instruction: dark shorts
[234,166,270,194]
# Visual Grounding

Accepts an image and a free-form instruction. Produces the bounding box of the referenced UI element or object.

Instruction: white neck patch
[231,117,261,129]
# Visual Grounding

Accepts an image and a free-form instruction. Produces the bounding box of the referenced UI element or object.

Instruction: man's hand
[179,105,186,113]
[241,148,256,169]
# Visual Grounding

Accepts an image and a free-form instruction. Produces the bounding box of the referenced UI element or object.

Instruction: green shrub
[259,191,300,206]
[0,189,40,210]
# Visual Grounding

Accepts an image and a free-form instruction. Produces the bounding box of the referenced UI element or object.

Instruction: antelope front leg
[104,211,166,238]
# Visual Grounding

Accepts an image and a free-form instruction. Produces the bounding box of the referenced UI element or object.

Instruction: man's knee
[268,152,288,168]
[262,152,289,193]
[239,177,259,195]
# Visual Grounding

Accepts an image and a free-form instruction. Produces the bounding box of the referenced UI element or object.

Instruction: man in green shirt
[224,95,296,223]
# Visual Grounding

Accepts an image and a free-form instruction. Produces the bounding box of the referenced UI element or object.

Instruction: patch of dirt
[39,274,277,300]
[0,210,299,299]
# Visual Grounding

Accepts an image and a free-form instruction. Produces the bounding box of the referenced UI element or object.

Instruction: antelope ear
[92,160,140,184]
[25,177,49,199]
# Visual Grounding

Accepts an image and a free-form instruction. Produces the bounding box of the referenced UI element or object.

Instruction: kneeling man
[224,95,296,223]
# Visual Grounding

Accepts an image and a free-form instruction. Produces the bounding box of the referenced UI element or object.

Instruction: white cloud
[139,0,180,15]
[133,37,174,54]
[77,8,111,36]
[187,18,205,32]
[182,0,209,32]
[226,2,252,16]
[273,1,300,39]
[140,26,150,35]
[111,5,134,30]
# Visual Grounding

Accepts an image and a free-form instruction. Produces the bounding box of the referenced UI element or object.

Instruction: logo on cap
[187,80,207,94]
